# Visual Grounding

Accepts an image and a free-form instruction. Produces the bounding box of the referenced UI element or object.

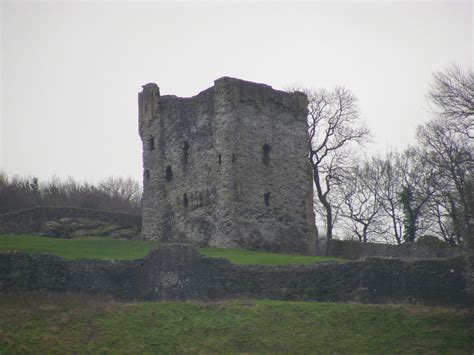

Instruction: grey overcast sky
[1,0,472,183]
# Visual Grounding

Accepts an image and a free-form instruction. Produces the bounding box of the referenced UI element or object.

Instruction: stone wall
[0,244,471,307]
[322,239,462,260]
[0,206,141,234]
[139,77,316,253]
[465,254,474,296]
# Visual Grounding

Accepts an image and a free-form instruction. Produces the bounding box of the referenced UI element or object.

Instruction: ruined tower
[139,77,316,253]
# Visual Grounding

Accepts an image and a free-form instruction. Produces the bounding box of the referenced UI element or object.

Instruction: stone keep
[139,77,316,253]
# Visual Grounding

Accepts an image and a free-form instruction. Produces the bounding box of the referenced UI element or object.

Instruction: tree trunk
[362,224,369,242]
[326,206,333,240]
[312,165,333,253]
[405,216,416,242]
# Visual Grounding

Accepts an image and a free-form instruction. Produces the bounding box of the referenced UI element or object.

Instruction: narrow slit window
[232,153,236,163]
[144,170,150,181]
[144,103,148,113]
[183,141,189,164]
[148,136,155,151]
[218,154,222,165]
[263,144,271,165]
[165,166,173,181]
[183,193,189,208]
[264,192,271,206]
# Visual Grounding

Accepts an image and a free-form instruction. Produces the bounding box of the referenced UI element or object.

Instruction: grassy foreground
[0,294,473,353]
[0,234,346,265]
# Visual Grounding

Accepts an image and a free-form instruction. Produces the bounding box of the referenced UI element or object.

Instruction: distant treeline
[0,173,142,215]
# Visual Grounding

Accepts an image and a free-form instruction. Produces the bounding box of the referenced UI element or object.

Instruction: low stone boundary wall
[0,244,471,307]
[323,239,461,260]
[0,206,141,234]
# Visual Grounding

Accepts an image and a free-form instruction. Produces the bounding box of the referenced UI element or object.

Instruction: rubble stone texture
[0,206,141,234]
[1,244,471,307]
[139,77,316,253]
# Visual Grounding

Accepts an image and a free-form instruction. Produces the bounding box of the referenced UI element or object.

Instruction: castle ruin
[139,77,316,253]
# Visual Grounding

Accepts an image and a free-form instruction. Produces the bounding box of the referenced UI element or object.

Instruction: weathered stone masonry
[0,206,141,234]
[323,239,462,260]
[0,244,472,307]
[139,77,316,253]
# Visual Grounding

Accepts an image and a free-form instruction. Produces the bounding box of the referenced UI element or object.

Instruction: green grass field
[199,247,347,265]
[0,234,160,260]
[0,234,346,265]
[0,294,472,353]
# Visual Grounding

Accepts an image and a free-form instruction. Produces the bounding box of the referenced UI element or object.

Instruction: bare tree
[397,147,436,242]
[339,160,387,242]
[0,172,41,213]
[428,65,474,137]
[417,116,473,244]
[0,172,142,214]
[417,65,474,245]
[426,191,461,246]
[371,154,405,244]
[306,87,370,245]
[99,177,141,203]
